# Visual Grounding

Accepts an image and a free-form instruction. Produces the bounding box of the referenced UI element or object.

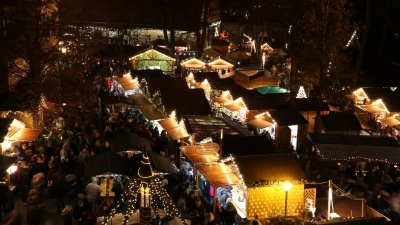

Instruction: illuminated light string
[346,31,358,48]
[319,154,399,165]
[101,179,140,225]
[150,178,188,225]
[219,154,247,188]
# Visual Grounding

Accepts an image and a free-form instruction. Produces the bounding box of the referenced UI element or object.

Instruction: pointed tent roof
[129,47,175,61]
[138,153,154,179]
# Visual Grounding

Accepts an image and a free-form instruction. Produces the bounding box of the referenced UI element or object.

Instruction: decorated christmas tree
[296,86,307,98]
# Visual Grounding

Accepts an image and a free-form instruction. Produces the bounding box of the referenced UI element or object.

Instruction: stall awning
[180,146,218,164]
[247,119,273,129]
[196,163,242,188]
[121,82,139,90]
[8,128,42,142]
[158,118,189,140]
[380,117,400,127]
[129,94,166,120]
[362,105,386,113]
[224,103,244,111]
[148,152,177,174]
[116,77,132,85]
[212,96,231,104]
[328,104,342,112]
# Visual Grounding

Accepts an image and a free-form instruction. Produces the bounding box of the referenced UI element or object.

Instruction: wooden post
[361,198,365,217]
[328,180,331,220]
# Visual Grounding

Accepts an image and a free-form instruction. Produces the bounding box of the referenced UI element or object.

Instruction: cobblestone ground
[11,193,78,225]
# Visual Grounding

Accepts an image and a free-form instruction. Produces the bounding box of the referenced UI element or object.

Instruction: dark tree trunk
[355,0,371,78]
[199,0,210,54]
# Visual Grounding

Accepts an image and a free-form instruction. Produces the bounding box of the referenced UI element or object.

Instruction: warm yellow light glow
[353,88,369,100]
[169,110,176,118]
[7,165,17,174]
[61,47,67,54]
[284,182,292,191]
[2,140,11,149]
[372,99,389,112]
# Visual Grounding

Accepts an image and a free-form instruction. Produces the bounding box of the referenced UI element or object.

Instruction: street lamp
[284,182,292,219]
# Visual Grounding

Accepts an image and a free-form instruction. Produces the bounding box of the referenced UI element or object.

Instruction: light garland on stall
[246,179,307,188]
[220,154,246,188]
[372,99,389,113]
[296,86,307,98]
[353,88,369,101]
[101,179,140,225]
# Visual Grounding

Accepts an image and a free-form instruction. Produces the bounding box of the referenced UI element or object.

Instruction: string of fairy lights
[101,179,139,225]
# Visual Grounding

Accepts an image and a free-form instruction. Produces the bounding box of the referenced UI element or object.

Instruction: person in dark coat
[73,200,89,225]
[111,177,123,205]
[0,177,10,214]
[222,198,237,225]
[26,193,41,225]
[19,166,30,204]
[188,197,205,225]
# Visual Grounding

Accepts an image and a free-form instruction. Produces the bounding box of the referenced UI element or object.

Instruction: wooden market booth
[346,87,400,135]
[129,47,175,73]
[207,57,235,76]
[0,118,42,155]
[180,57,206,75]
[223,154,310,221]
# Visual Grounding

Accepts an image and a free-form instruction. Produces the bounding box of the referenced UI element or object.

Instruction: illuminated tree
[290,0,356,114]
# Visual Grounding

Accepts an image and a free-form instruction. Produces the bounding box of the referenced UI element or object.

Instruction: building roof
[316,144,400,163]
[269,110,308,126]
[159,89,211,116]
[235,154,307,185]
[288,98,330,112]
[256,85,289,94]
[73,0,203,31]
[131,70,165,80]
[144,77,188,95]
[222,136,275,157]
[362,88,400,112]
[193,72,221,82]
[183,116,253,141]
[244,94,291,111]
[148,151,177,174]
[319,114,363,131]
[308,133,400,147]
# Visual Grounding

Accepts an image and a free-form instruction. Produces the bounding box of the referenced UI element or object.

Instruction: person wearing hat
[222,198,237,225]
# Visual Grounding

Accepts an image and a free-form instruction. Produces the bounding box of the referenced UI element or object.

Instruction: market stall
[220,154,309,220]
[180,57,206,75]
[129,48,175,73]
[207,57,235,76]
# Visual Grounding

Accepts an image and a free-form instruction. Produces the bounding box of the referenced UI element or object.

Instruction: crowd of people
[343,163,400,222]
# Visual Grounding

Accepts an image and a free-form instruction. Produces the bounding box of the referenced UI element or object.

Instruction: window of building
[144,35,151,44]
[157,35,163,39]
